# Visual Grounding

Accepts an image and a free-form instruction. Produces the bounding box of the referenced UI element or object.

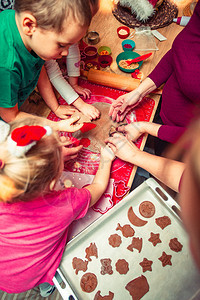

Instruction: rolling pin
[81,69,140,92]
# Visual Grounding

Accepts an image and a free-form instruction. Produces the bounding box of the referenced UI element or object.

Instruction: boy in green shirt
[0,0,99,133]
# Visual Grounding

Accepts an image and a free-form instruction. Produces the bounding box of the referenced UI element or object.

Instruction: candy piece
[68,136,80,147]
[80,138,91,147]
[80,123,97,133]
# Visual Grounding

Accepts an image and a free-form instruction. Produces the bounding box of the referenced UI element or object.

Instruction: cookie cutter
[86,31,100,45]
[109,124,127,137]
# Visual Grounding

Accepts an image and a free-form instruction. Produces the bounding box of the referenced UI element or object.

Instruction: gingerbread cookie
[127,237,143,253]
[85,242,98,261]
[158,251,172,267]
[125,275,149,300]
[116,223,135,238]
[139,201,155,218]
[72,257,88,275]
[94,291,114,300]
[169,238,183,252]
[139,258,153,272]
[115,259,129,274]
[108,234,122,248]
[155,216,171,230]
[80,272,98,293]
[100,258,113,275]
[148,232,162,247]
[128,206,148,227]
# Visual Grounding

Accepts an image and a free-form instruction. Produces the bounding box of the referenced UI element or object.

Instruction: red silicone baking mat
[47,79,155,207]
[57,178,200,300]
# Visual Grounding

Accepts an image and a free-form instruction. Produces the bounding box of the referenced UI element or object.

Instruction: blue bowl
[116,51,143,73]
[122,39,135,51]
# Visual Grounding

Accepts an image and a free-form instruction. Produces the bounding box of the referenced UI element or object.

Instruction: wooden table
[21,0,194,188]
[84,0,194,187]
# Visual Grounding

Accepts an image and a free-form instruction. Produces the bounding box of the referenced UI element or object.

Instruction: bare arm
[109,77,156,122]
[37,65,60,113]
[0,104,34,123]
[117,121,162,141]
[84,146,114,207]
[106,134,185,192]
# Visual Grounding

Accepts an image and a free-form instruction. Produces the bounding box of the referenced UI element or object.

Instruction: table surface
[21,0,194,187]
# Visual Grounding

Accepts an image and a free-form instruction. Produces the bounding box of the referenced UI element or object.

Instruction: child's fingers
[70,123,84,132]
[67,115,81,125]
[84,89,91,99]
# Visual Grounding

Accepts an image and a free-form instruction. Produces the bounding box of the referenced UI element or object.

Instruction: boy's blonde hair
[0,117,62,202]
[14,0,99,32]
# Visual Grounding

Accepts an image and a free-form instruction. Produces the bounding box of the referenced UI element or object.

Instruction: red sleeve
[148,50,174,88]
[158,125,186,143]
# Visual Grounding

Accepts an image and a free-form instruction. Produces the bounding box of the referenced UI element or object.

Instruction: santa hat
[113,0,178,30]
[118,0,159,22]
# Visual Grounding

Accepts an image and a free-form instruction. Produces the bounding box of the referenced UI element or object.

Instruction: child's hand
[78,102,100,120]
[100,145,115,162]
[73,84,91,99]
[57,116,83,132]
[117,122,145,141]
[105,133,139,163]
[54,105,78,119]
[60,136,83,161]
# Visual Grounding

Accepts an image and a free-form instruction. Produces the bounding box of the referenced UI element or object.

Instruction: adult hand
[109,90,141,122]
[100,144,115,163]
[56,115,83,132]
[105,133,140,163]
[117,122,145,141]
[53,105,78,119]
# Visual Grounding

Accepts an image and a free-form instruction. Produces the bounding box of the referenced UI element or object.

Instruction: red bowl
[83,46,98,59]
[98,55,113,68]
[117,26,130,39]
[84,60,100,71]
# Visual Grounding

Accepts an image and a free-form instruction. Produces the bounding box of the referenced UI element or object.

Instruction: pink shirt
[0,187,91,293]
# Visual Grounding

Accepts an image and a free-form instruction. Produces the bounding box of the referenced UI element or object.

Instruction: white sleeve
[66,43,81,77]
[45,60,79,105]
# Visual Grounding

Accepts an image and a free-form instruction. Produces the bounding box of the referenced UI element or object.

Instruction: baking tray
[54,178,200,300]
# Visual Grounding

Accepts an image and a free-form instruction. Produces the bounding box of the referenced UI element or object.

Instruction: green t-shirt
[0,10,44,109]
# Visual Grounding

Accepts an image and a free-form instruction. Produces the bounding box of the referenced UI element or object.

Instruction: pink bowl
[84,46,98,60]
[98,55,113,68]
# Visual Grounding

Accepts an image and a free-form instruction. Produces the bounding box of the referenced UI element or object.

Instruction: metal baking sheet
[58,178,200,300]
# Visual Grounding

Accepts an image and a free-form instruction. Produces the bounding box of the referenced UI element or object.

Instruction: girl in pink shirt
[0,116,114,295]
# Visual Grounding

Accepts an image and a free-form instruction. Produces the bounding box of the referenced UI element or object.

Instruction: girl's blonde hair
[14,0,99,32]
[0,117,62,202]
